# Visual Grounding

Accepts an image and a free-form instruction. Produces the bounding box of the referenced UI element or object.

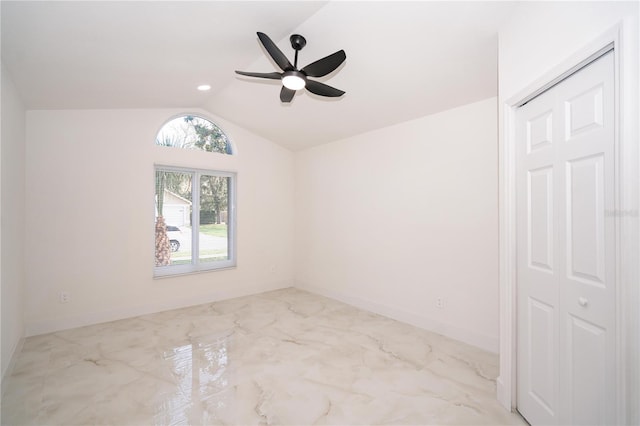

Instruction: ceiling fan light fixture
[282,71,306,91]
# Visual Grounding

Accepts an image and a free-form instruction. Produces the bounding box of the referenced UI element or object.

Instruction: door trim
[498,21,639,424]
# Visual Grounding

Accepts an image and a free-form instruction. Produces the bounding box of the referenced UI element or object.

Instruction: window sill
[153,263,237,279]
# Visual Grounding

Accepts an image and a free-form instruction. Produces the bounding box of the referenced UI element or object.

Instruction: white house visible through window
[154,115,235,277]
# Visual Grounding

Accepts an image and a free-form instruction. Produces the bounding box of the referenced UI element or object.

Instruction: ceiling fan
[235,32,346,103]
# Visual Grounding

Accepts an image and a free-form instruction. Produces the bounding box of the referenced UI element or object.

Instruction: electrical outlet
[59,291,70,303]
[436,297,444,309]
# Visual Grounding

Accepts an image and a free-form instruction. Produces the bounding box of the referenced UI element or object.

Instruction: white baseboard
[23,279,497,350]
[1,335,25,396]
[25,281,292,337]
[296,282,499,354]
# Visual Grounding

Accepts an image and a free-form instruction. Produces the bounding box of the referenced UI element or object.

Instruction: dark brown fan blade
[235,71,282,80]
[305,80,345,97]
[257,32,293,71]
[301,50,346,77]
[280,86,296,103]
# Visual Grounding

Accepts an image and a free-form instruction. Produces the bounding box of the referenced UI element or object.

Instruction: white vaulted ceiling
[1,1,517,151]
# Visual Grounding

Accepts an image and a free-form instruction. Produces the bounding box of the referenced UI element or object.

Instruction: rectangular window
[154,166,235,277]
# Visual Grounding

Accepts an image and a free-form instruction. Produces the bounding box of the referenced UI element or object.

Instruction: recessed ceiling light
[197,84,211,91]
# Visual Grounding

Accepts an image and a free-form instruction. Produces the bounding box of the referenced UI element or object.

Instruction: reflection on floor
[2,288,525,425]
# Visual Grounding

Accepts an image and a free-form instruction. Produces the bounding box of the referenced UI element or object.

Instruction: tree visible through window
[154,115,235,276]
[155,115,233,154]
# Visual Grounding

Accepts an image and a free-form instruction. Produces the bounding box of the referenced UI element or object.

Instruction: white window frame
[154,165,236,277]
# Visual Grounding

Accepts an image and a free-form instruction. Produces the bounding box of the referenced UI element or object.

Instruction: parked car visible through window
[166,225,182,252]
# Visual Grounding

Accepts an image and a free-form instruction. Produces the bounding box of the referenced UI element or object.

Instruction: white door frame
[498,21,639,424]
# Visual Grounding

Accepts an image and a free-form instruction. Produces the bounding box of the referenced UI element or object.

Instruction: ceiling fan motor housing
[290,34,307,51]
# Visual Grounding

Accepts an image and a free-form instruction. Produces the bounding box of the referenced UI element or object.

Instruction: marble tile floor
[2,288,526,425]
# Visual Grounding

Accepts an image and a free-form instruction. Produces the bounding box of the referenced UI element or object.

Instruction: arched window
[155,115,233,155]
[154,115,236,277]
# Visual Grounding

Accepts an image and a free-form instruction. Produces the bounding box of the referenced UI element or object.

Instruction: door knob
[578,297,589,307]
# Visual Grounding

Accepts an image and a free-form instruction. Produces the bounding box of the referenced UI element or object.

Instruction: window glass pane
[154,165,235,277]
[199,175,229,263]
[155,171,193,266]
[155,115,232,154]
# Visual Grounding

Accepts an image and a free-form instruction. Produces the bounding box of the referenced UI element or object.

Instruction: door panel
[516,50,615,425]
[568,315,606,425]
[528,166,554,271]
[528,297,556,415]
[566,154,605,285]
[565,84,604,140]
[517,84,559,426]
[528,110,554,152]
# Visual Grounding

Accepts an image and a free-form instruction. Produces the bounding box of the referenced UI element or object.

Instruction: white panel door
[516,50,615,425]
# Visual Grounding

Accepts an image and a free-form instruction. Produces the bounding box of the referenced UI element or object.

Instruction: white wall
[497,1,639,418]
[294,97,499,352]
[24,108,294,335]
[499,1,638,100]
[1,65,26,381]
